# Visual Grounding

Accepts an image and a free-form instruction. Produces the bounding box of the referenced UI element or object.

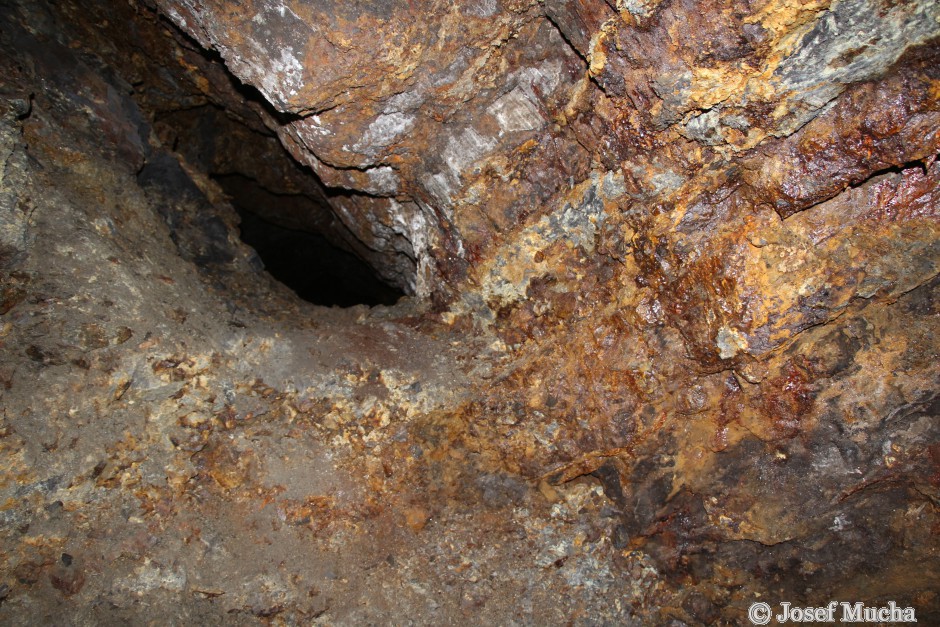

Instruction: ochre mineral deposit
[1,0,938,623]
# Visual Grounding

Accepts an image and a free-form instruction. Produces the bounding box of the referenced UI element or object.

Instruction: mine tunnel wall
[0,0,938,623]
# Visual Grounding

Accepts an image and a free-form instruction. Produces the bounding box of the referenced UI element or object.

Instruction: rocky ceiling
[1,0,938,623]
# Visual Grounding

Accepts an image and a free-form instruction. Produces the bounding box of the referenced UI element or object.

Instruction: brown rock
[0,0,938,623]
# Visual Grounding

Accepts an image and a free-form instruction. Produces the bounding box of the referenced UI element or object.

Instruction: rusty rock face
[1,0,938,623]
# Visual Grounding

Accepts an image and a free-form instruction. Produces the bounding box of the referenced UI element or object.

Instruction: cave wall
[1,0,938,623]
[153,0,939,301]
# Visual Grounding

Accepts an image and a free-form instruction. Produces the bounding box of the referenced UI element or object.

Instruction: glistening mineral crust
[0,0,938,623]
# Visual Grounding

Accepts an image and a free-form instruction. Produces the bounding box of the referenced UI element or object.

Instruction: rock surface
[1,0,938,624]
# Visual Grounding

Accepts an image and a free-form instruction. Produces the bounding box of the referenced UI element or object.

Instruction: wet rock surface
[1,0,938,624]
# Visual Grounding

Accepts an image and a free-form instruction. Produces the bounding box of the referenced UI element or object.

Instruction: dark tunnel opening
[140,23,406,309]
[212,154,405,308]
[142,108,408,309]
[230,200,404,308]
[166,129,406,309]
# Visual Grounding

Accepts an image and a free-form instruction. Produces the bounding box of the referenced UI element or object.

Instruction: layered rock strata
[1,0,938,623]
